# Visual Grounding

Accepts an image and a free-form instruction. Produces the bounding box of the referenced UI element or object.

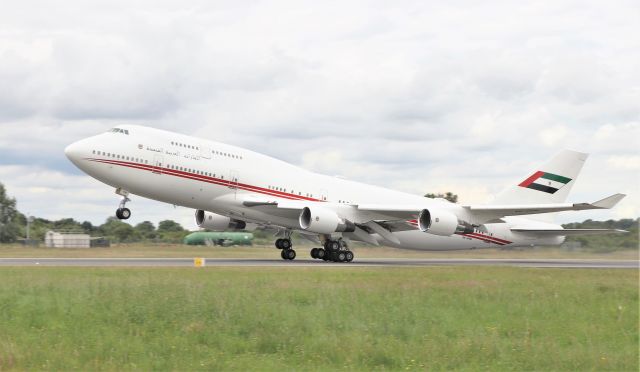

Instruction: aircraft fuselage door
[229,170,239,194]
[320,188,328,201]
[153,155,163,174]
[200,146,211,159]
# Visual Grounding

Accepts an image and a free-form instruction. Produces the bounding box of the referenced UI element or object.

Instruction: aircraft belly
[391,230,499,251]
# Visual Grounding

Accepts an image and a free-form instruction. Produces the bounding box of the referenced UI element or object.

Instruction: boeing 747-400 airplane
[65,125,626,262]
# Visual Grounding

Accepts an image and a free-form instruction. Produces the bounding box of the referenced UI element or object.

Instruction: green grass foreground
[0,267,637,371]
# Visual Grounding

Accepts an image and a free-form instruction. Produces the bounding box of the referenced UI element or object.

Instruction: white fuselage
[65,125,563,250]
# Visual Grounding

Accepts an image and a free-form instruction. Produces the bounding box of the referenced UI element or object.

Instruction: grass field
[0,267,637,370]
[0,243,638,259]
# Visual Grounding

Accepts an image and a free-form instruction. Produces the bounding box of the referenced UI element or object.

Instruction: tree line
[563,218,639,252]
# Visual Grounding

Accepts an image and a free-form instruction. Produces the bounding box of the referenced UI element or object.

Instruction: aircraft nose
[64,141,79,159]
[64,140,85,166]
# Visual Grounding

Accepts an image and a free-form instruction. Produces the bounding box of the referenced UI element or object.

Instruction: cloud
[0,0,638,226]
[539,126,568,147]
[607,155,640,170]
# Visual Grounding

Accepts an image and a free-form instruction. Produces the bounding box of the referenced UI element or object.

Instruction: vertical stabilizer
[492,149,588,206]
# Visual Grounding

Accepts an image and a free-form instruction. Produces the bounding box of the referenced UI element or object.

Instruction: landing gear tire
[328,251,338,262]
[116,207,131,220]
[345,251,354,262]
[275,238,292,250]
[337,251,347,262]
[280,239,291,250]
[324,240,341,251]
[281,249,296,260]
[322,250,331,261]
[311,248,328,260]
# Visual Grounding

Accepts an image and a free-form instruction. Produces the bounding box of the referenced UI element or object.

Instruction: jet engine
[417,209,474,236]
[298,206,356,234]
[195,210,246,231]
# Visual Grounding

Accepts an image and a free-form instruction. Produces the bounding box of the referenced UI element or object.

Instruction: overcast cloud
[0,0,638,229]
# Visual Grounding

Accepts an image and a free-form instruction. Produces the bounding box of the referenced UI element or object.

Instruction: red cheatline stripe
[468,232,511,244]
[91,158,238,191]
[466,233,510,245]
[466,234,501,245]
[87,158,318,201]
[103,158,304,200]
[463,233,511,245]
[518,170,544,187]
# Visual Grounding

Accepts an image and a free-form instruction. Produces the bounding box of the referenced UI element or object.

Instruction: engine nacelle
[418,208,474,236]
[298,206,356,234]
[194,210,246,231]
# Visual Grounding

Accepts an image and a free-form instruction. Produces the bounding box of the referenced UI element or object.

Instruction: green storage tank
[183,231,254,246]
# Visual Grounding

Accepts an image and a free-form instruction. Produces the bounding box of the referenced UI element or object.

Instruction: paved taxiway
[0,258,637,269]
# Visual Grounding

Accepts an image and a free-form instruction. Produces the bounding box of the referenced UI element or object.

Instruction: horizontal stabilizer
[511,228,629,236]
[591,193,626,209]
[465,193,627,224]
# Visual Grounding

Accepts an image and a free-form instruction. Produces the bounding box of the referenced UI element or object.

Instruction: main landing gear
[310,239,354,263]
[275,238,296,260]
[115,188,131,220]
[275,235,354,263]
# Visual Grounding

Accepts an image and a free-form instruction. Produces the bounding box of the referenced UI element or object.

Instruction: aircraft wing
[354,204,422,221]
[240,193,627,234]
[511,228,628,236]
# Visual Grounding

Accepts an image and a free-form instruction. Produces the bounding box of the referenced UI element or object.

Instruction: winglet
[591,193,626,209]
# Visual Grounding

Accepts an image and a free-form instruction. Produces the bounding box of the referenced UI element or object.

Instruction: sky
[0,0,638,229]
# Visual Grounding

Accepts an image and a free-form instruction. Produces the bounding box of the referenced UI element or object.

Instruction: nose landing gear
[115,188,131,220]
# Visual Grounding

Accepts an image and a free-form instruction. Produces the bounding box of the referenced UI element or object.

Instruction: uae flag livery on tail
[518,171,572,194]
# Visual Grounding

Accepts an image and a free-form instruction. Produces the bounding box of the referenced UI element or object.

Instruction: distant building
[45,231,91,248]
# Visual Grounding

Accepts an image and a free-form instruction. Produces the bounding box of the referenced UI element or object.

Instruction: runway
[0,258,637,268]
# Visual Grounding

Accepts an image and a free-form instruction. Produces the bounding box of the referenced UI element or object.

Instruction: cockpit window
[108,128,130,135]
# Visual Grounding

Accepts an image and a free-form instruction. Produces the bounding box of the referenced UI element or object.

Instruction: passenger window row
[93,150,235,183]
[167,165,222,179]
[212,150,243,160]
[171,141,199,150]
[267,185,325,200]
[170,141,243,160]
[93,150,148,164]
